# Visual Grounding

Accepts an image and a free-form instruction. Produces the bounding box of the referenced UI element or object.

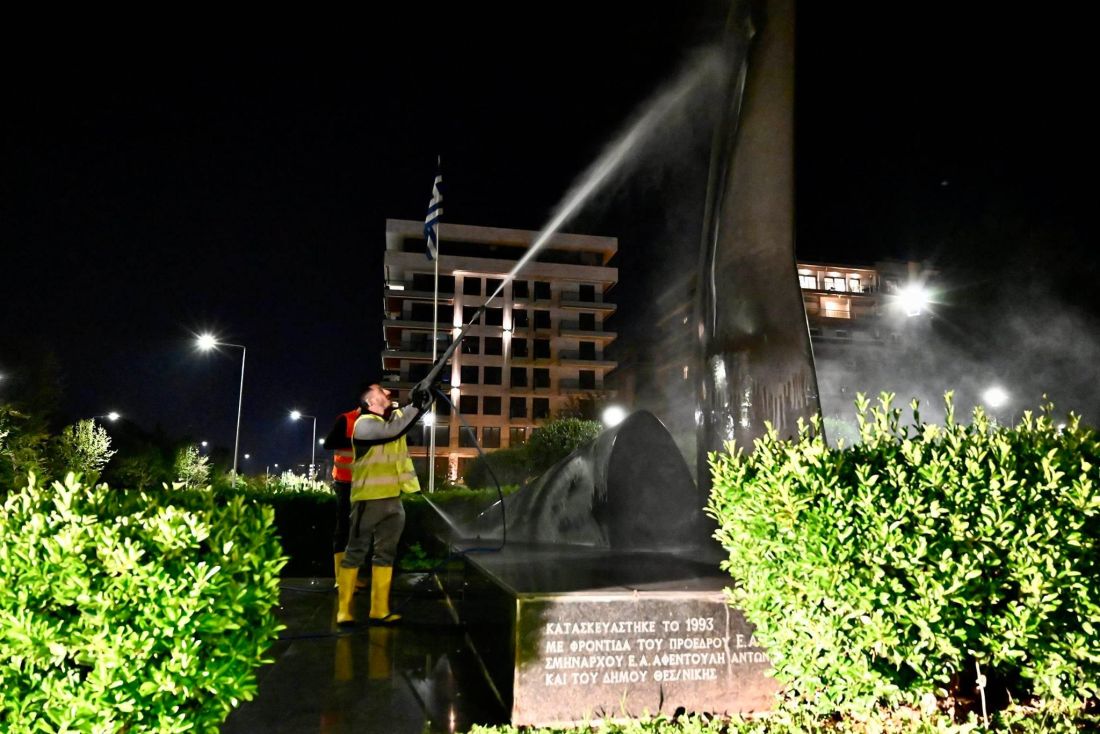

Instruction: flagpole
[429,228,439,494]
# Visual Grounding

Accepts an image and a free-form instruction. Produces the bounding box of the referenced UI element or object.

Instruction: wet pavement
[221,573,509,734]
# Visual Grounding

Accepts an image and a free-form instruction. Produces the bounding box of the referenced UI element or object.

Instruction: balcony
[559,297,616,312]
[558,379,611,394]
[558,351,615,367]
[385,283,456,302]
[559,322,617,340]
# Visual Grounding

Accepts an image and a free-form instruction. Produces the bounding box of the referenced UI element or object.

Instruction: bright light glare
[201,440,208,447]
[421,412,435,426]
[602,405,627,428]
[196,333,218,350]
[982,386,1009,409]
[897,285,930,316]
[106,412,120,421]
[244,453,251,459]
[290,410,302,420]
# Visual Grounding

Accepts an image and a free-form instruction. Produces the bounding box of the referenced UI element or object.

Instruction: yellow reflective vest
[350,410,421,501]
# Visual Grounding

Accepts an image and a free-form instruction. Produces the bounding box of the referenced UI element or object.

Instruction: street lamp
[982,385,1009,409]
[196,333,246,483]
[602,405,627,428]
[290,410,317,478]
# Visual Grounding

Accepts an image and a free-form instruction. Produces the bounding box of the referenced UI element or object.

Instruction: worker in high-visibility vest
[323,403,366,590]
[336,380,431,626]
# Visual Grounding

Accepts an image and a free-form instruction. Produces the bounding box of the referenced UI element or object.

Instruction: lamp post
[196,333,246,483]
[290,410,317,478]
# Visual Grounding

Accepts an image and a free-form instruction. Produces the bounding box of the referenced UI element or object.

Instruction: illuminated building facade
[381,219,618,481]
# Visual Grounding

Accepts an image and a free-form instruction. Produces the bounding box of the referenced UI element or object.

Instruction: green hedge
[0,473,286,733]
[706,393,1100,720]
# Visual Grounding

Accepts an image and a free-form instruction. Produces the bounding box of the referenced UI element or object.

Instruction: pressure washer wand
[412,302,488,394]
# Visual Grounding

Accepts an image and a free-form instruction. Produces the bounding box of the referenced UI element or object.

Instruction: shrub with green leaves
[51,419,116,484]
[463,446,533,488]
[0,472,286,732]
[707,393,1100,718]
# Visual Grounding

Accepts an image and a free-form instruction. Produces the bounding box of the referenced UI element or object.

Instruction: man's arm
[353,405,424,445]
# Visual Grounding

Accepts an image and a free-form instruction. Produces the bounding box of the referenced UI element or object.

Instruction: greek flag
[424,160,443,260]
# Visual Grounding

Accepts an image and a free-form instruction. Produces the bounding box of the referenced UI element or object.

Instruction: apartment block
[382,219,618,481]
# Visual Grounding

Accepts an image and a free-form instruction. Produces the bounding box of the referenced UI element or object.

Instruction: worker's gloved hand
[411,384,433,411]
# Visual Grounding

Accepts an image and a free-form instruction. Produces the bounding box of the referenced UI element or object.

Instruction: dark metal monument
[436,0,820,725]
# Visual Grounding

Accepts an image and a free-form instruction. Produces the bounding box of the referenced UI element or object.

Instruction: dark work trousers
[332,480,352,553]
[341,497,405,568]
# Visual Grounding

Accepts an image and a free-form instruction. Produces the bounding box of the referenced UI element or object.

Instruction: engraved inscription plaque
[512,592,778,726]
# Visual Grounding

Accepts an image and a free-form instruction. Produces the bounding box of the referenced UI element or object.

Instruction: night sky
[3,3,1096,470]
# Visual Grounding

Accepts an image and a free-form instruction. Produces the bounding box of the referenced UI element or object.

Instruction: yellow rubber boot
[336,565,360,626]
[368,565,400,624]
[333,552,345,589]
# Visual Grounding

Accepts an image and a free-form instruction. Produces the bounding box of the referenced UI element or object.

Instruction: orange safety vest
[331,408,360,482]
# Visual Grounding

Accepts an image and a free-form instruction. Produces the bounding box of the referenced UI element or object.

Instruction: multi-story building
[381,219,618,481]
[609,258,936,457]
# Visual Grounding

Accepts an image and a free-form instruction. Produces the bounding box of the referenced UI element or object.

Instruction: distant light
[897,285,930,316]
[982,386,1009,409]
[290,410,302,420]
[106,412,120,422]
[422,412,435,427]
[602,405,627,428]
[244,453,251,460]
[196,333,218,351]
[387,282,405,291]
[274,463,279,468]
[201,440,208,447]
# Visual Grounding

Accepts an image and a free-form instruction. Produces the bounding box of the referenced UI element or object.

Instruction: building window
[513,281,529,299]
[798,274,817,289]
[534,310,551,329]
[579,313,596,330]
[823,276,846,292]
[511,367,528,387]
[459,427,479,448]
[534,281,551,300]
[484,336,503,355]
[485,307,504,326]
[512,309,529,328]
[483,366,502,385]
[486,278,503,297]
[459,395,479,414]
[512,339,529,358]
[579,370,596,389]
[433,424,450,446]
[510,397,527,418]
[579,284,595,302]
[481,427,501,449]
[482,396,501,415]
[534,368,550,388]
[533,398,550,419]
[408,363,431,383]
[509,427,527,446]
[463,278,482,296]
[847,276,862,293]
[462,337,480,355]
[411,303,452,322]
[460,365,479,385]
[534,339,551,358]
[820,296,851,319]
[579,341,596,359]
